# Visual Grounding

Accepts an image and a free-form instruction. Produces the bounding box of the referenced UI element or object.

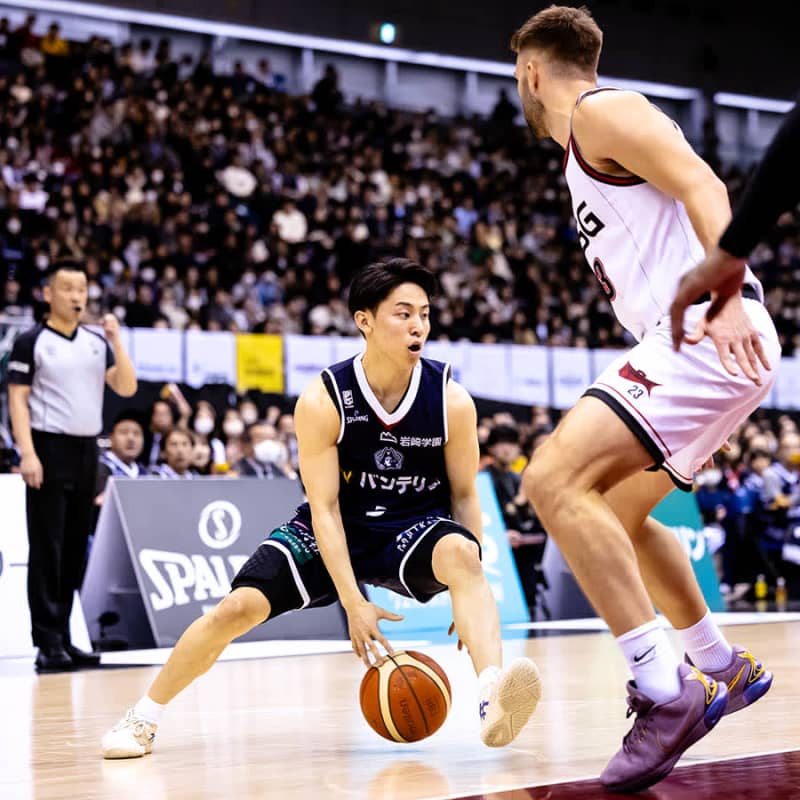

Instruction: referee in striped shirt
[8,261,137,672]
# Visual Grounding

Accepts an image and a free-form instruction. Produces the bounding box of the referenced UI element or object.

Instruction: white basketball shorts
[585,297,780,490]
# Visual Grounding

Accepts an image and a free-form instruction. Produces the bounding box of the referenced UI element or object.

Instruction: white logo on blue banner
[364,472,530,633]
[198,501,242,549]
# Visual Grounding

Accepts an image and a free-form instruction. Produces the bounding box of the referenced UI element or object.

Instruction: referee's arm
[9,384,42,488]
[102,314,137,396]
[8,326,43,488]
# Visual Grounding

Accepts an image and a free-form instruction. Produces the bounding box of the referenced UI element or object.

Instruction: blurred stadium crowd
[1,16,799,352]
[0,17,798,605]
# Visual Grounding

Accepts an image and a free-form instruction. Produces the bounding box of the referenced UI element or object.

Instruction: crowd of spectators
[478,405,800,611]
[0,19,798,610]
[0,17,798,353]
[94,384,298,488]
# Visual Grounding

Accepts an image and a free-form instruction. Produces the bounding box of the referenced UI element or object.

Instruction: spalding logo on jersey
[375,447,404,471]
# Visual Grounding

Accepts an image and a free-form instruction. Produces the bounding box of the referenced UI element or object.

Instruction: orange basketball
[359,650,452,743]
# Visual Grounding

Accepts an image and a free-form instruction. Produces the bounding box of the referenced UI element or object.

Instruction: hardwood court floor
[2,621,799,800]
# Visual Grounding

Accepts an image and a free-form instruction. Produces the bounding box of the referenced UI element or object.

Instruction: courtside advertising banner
[0,475,91,657]
[284,334,337,395]
[651,489,725,612]
[550,345,592,409]
[130,327,184,383]
[509,344,550,405]
[235,333,284,393]
[185,330,237,388]
[83,478,347,646]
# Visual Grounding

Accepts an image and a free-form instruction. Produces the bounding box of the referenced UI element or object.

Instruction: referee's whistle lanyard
[102,451,141,479]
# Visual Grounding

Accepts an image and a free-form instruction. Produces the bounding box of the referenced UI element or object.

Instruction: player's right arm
[294,376,402,666]
[671,98,800,361]
[574,91,767,384]
[573,91,731,252]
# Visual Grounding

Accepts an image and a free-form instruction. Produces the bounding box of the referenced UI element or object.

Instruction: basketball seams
[361,668,395,742]
[401,651,452,702]
[386,652,430,737]
[360,650,451,743]
[377,662,408,742]
[394,653,452,713]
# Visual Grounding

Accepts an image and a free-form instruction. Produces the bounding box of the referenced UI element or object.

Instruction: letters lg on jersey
[576,200,616,301]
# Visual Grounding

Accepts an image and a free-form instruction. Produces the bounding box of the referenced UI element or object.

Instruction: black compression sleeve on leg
[719,97,800,258]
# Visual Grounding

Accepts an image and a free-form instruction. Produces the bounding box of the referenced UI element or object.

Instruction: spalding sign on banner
[81,478,347,647]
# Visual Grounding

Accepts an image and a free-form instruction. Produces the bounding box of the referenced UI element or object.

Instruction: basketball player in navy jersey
[102,259,541,758]
[510,6,779,793]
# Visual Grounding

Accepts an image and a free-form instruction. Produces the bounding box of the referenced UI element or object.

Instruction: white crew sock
[478,665,502,696]
[617,619,681,704]
[134,695,166,725]
[677,609,734,672]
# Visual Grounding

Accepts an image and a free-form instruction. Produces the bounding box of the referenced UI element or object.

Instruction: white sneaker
[102,709,158,759]
[479,657,542,747]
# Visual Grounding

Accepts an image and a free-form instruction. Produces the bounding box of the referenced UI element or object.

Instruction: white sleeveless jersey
[563,88,763,341]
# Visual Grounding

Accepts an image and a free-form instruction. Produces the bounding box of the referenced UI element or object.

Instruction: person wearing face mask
[86,281,104,315]
[191,401,226,470]
[238,399,260,427]
[233,422,293,479]
[192,410,216,438]
[221,409,246,469]
[221,409,245,440]
[2,216,27,276]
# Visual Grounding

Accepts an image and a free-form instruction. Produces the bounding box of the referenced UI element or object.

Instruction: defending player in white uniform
[564,86,774,489]
[511,6,779,794]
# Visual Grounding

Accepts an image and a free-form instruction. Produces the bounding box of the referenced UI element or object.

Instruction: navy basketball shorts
[230,515,481,619]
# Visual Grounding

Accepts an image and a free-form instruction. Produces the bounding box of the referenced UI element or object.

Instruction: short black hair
[347,258,436,316]
[161,427,194,449]
[487,424,520,447]
[151,398,180,424]
[47,258,86,283]
[112,410,145,431]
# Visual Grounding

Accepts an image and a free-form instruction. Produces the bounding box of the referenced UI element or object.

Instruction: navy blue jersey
[295,353,453,555]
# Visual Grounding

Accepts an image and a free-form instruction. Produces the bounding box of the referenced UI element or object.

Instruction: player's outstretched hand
[344,598,404,667]
[680,293,769,386]
[670,246,747,351]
